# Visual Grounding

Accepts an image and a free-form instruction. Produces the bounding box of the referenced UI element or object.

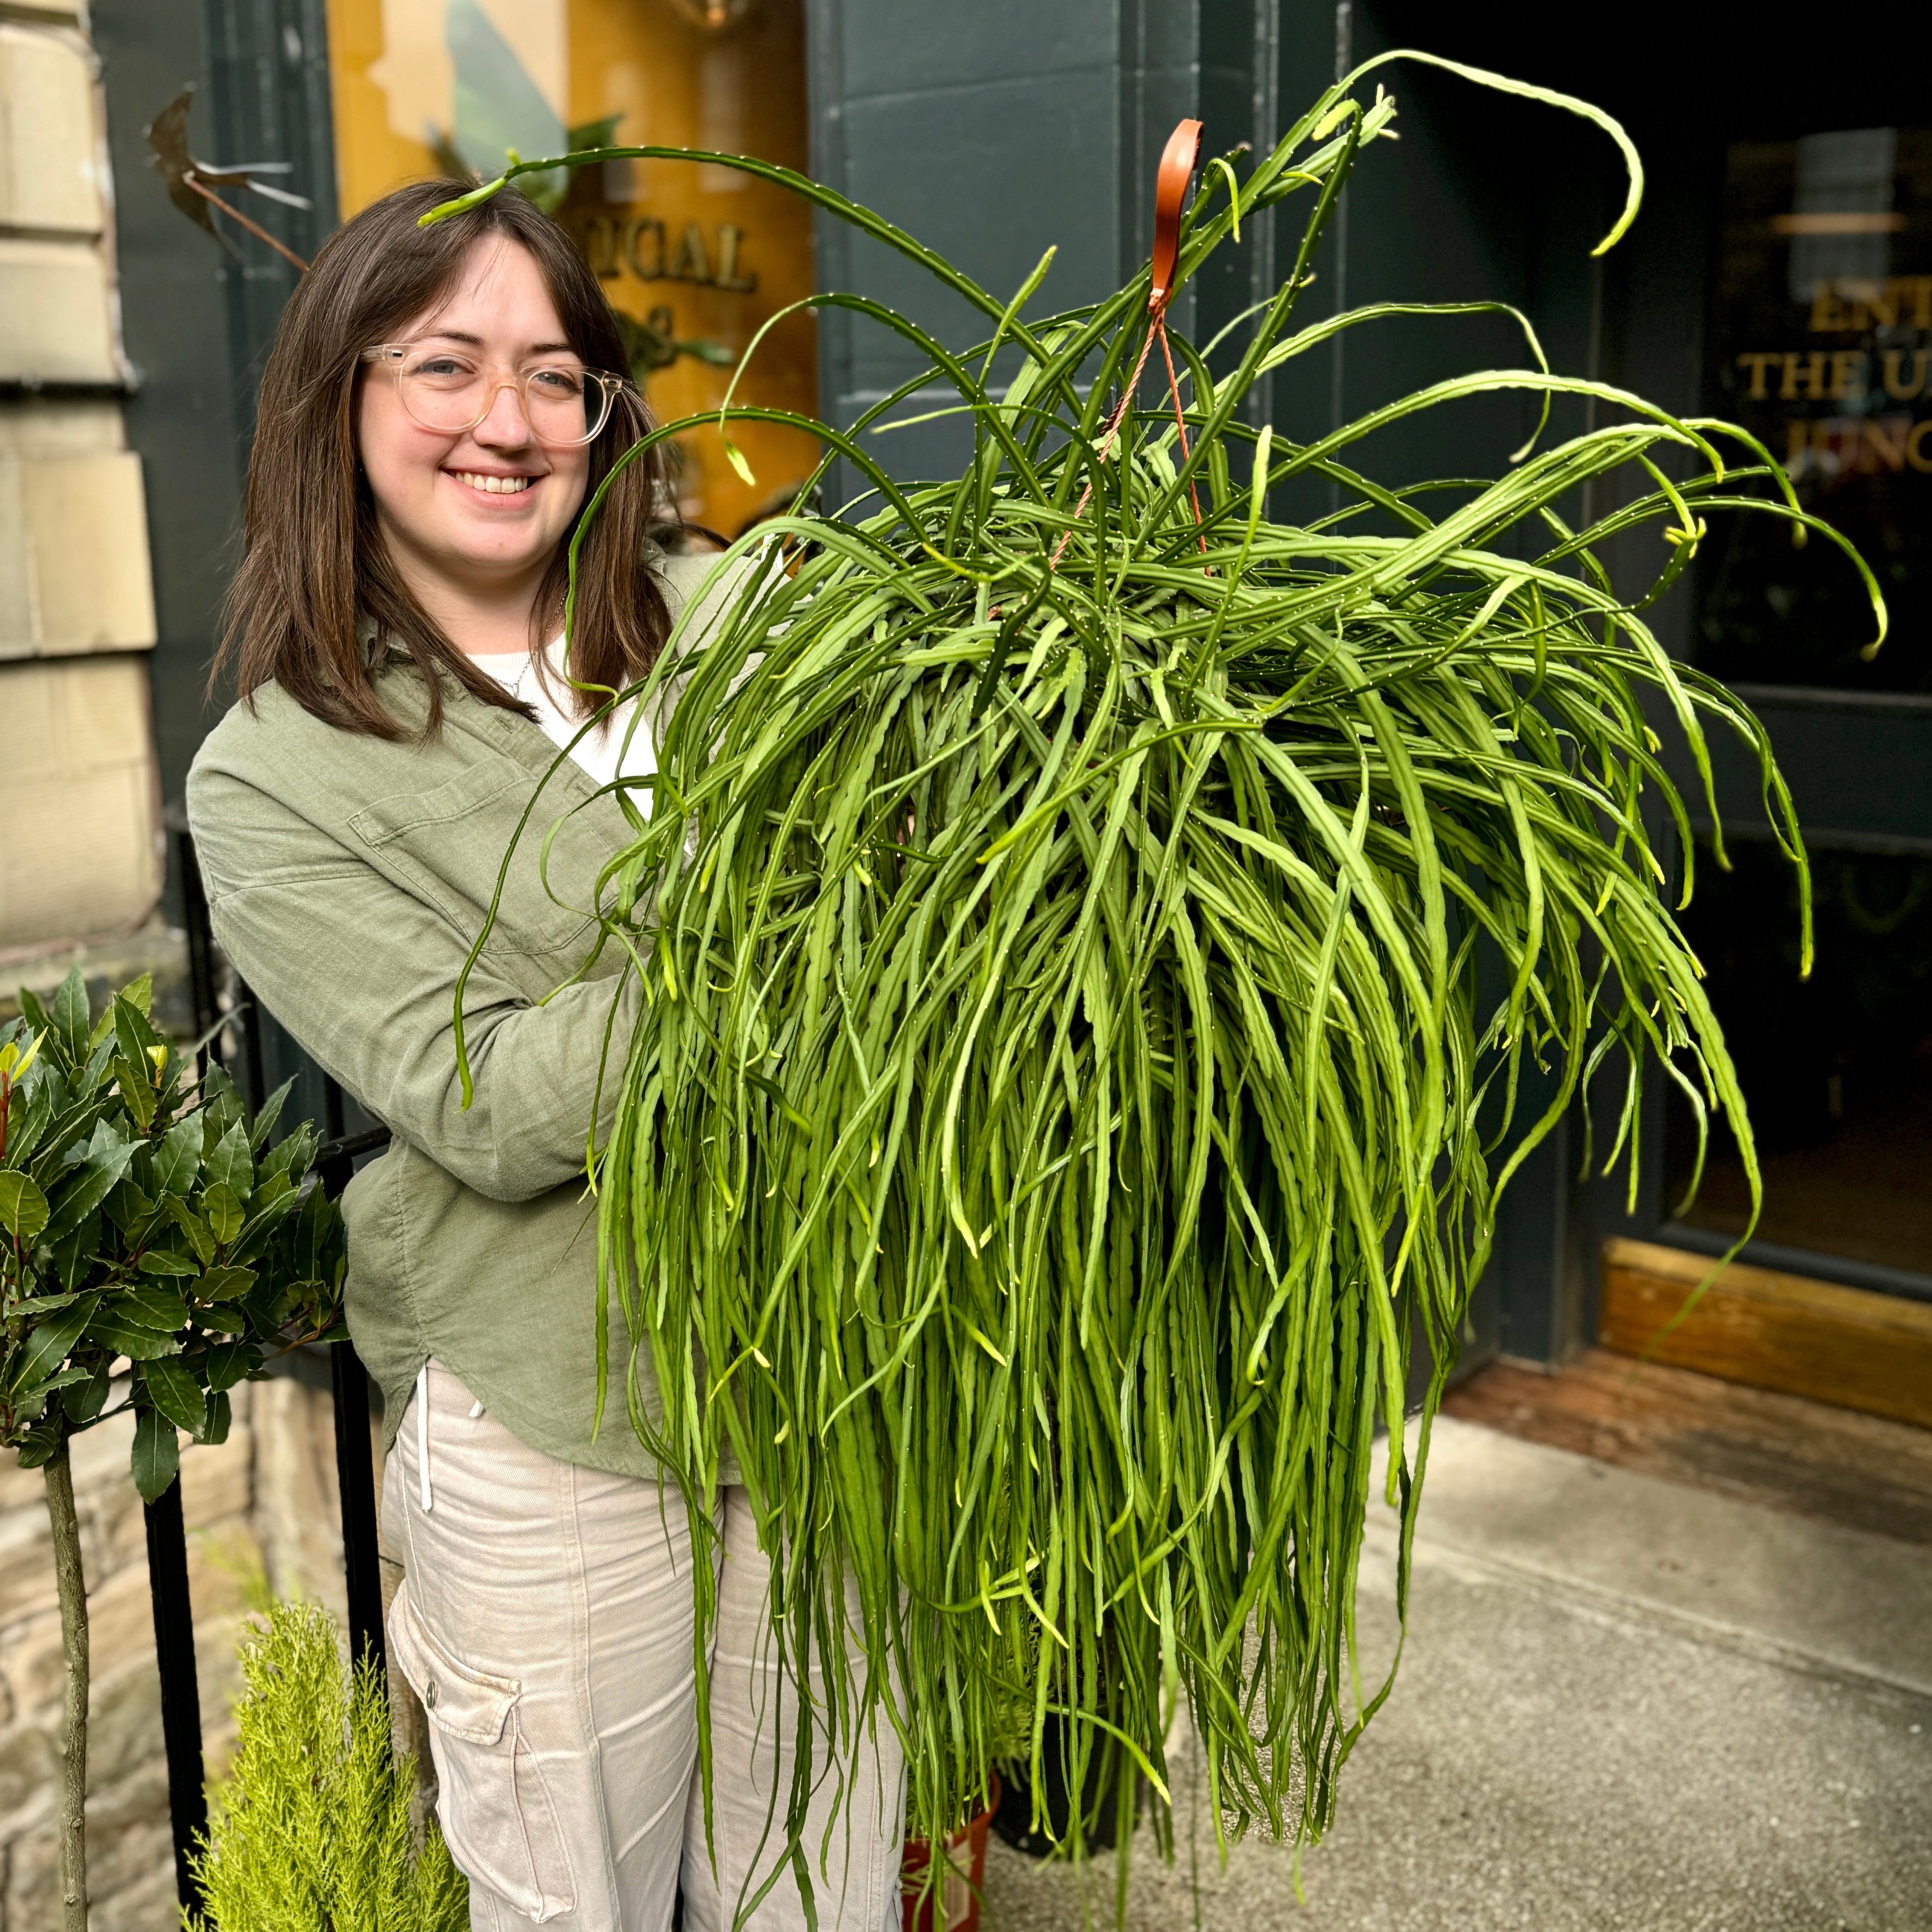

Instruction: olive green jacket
[186,553,736,1474]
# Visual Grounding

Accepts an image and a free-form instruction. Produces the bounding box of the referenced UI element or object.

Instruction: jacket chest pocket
[349,761,610,962]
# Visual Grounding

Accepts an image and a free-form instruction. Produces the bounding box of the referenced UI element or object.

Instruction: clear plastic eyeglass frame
[360,342,632,447]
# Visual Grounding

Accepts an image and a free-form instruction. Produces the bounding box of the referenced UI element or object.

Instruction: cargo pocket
[388,1583,577,1923]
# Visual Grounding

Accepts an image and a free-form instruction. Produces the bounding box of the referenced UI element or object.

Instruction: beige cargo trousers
[384,1361,908,1931]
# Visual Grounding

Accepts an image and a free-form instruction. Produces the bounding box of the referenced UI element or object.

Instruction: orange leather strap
[1051,117,1208,566]
[1148,118,1203,315]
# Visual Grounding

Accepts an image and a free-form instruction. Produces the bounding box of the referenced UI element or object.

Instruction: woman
[186,181,905,1932]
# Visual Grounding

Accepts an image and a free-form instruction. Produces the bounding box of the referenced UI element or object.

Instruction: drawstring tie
[416,1363,433,1512]
[413,1363,487,1514]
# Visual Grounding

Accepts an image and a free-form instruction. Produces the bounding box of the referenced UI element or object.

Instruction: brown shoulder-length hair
[216,179,675,737]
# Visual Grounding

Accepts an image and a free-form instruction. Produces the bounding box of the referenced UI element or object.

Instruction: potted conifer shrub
[184,1599,468,1930]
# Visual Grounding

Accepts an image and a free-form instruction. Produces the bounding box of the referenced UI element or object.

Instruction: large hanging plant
[435,51,1879,1880]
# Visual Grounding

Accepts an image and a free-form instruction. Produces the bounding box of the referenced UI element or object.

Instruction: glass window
[1664,837,1932,1279]
[323,0,818,537]
[1699,128,1932,693]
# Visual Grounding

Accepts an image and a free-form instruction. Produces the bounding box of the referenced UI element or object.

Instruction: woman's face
[356,236,593,625]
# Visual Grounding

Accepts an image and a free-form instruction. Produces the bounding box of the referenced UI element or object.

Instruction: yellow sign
[323,0,819,536]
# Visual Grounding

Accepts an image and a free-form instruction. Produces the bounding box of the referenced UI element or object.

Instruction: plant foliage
[435,51,1883,1874]
[1,970,346,1500]
[185,1600,468,1932]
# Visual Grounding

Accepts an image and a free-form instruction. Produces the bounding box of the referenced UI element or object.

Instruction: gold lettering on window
[1881,349,1929,400]
[666,223,712,283]
[1808,284,1853,331]
[1806,274,1932,332]
[1858,417,1908,471]
[1779,350,1829,400]
[624,218,666,280]
[715,224,757,292]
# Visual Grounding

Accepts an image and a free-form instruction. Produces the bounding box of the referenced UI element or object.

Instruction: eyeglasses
[361,341,632,447]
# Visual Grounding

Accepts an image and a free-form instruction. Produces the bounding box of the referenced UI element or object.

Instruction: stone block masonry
[0,5,162,958]
[0,654,161,949]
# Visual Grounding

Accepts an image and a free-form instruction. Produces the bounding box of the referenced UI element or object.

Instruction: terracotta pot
[900,1776,1000,1932]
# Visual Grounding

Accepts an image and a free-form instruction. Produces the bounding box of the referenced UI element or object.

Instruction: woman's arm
[187,760,637,1204]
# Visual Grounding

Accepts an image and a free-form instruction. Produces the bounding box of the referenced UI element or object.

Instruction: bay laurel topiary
[437,50,1881,1875]
[1,971,347,1927]
[185,1600,468,1932]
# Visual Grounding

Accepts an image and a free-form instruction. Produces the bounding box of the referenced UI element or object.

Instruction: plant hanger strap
[1148,117,1202,314]
[1054,117,1207,564]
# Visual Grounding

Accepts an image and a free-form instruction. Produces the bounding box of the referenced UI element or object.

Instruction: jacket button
[424,1677,439,1708]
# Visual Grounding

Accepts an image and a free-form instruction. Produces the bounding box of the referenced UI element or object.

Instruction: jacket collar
[365,645,604,811]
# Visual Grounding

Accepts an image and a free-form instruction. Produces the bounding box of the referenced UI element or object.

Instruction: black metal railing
[149,827,391,1915]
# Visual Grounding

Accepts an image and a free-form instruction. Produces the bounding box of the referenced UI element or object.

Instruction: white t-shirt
[467,639,657,804]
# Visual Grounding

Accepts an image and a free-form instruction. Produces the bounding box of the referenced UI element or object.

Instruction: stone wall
[0,1371,362,1930]
[0,1,163,953]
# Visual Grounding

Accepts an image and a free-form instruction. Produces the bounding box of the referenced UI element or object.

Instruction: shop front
[95,0,1932,1392]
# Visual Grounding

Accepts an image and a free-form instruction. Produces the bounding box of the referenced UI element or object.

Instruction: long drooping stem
[44,1439,89,1932]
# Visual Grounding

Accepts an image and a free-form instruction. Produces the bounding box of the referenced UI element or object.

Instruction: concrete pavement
[981,1414,1932,1930]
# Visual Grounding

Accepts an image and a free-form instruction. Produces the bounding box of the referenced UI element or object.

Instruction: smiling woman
[351,240,610,659]
[185,178,906,1932]
[216,181,672,738]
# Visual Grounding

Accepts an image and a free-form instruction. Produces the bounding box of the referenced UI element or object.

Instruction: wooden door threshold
[1599,1235,1932,1429]
[1443,1348,1932,1545]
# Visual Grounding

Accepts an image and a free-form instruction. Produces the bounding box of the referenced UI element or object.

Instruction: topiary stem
[44,1438,89,1932]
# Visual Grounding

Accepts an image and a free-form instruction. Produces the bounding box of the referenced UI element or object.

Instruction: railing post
[163,827,392,1888]
[143,1478,206,1917]
[321,1074,388,1675]
[329,1341,387,1674]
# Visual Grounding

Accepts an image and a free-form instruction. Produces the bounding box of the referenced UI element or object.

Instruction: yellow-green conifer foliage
[186,1603,467,1932]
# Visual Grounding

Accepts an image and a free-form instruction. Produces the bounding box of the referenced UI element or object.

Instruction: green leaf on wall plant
[249,1078,294,1153]
[52,968,89,1066]
[15,987,50,1041]
[293,1183,337,1280]
[140,1356,209,1437]
[202,1339,255,1392]
[8,1296,96,1396]
[117,1282,190,1332]
[202,1183,245,1249]
[205,1121,254,1202]
[52,1215,102,1292]
[45,1125,136,1238]
[166,1196,214,1265]
[195,1264,257,1305]
[112,994,158,1066]
[132,1403,180,1502]
[5,1084,53,1169]
[62,1363,109,1424]
[136,1248,199,1278]
[0,1171,48,1244]
[112,1058,156,1133]
[152,1113,203,1198]
[87,1308,184,1361]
